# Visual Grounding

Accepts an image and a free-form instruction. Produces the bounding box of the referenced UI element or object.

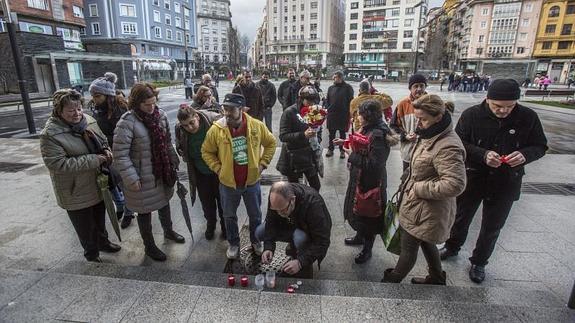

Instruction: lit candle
[287,286,295,294]
[240,276,249,287]
[228,275,236,287]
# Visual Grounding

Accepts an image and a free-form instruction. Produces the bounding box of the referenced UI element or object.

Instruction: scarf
[68,115,106,155]
[134,107,176,187]
[415,112,452,139]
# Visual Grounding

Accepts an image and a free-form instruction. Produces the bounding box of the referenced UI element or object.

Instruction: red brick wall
[8,0,85,27]
[63,0,86,27]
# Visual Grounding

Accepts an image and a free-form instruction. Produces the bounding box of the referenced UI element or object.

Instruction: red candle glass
[228,275,236,287]
[240,276,249,287]
[287,286,295,294]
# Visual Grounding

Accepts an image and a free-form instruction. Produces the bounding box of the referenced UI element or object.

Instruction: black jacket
[455,101,547,200]
[233,81,265,120]
[287,80,306,109]
[278,79,297,109]
[326,82,354,131]
[90,102,127,148]
[276,104,317,177]
[257,79,277,109]
[263,183,332,268]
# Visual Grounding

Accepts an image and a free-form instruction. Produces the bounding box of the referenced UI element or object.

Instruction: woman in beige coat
[383,94,466,285]
[113,83,184,261]
[40,89,121,263]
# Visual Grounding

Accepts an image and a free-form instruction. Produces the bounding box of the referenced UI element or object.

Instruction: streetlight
[176,3,193,78]
[413,1,426,74]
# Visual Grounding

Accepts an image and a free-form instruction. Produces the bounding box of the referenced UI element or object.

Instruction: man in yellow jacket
[202,93,277,259]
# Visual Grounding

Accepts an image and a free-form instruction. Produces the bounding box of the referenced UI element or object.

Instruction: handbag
[287,146,315,173]
[382,190,403,255]
[353,184,382,218]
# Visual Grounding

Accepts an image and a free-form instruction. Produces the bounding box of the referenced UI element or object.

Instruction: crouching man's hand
[281,259,302,275]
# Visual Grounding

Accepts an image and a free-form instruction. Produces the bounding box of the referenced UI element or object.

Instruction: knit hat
[359,80,371,93]
[487,79,521,100]
[408,74,427,89]
[89,72,117,96]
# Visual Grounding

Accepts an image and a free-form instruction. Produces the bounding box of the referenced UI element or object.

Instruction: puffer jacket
[399,125,467,244]
[112,108,180,213]
[40,115,107,211]
[175,109,222,205]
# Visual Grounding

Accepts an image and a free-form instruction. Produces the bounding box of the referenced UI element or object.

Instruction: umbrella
[97,173,122,242]
[176,179,194,241]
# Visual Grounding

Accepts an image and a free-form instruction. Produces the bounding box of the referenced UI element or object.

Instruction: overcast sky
[231,0,445,42]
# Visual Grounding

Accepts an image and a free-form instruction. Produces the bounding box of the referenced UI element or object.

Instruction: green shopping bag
[383,191,401,255]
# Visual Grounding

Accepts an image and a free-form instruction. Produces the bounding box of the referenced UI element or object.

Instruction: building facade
[195,0,231,73]
[83,0,198,81]
[253,15,268,72]
[264,0,345,75]
[343,0,429,79]
[533,0,575,83]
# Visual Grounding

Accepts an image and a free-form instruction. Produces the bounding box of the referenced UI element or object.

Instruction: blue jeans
[219,182,262,246]
[255,222,309,251]
[110,186,134,217]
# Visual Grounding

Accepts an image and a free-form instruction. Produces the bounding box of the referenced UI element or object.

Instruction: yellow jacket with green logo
[201,113,276,188]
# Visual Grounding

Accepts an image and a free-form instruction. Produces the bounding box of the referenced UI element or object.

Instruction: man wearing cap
[390,74,428,170]
[440,79,548,284]
[201,93,277,259]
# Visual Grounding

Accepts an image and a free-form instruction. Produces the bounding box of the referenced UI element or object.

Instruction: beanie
[89,72,117,96]
[487,79,521,100]
[409,74,427,89]
[359,80,371,93]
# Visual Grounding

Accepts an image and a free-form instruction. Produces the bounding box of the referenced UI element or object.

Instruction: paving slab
[0,269,45,309]
[256,292,321,322]
[321,295,388,322]
[189,288,259,323]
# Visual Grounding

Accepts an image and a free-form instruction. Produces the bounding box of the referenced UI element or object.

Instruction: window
[164,0,171,10]
[403,42,412,49]
[92,22,101,35]
[176,31,182,42]
[404,19,413,27]
[153,10,161,22]
[392,0,400,4]
[284,16,288,22]
[548,6,560,17]
[73,5,84,18]
[79,27,86,35]
[482,8,489,15]
[153,0,159,5]
[542,41,552,49]
[27,0,49,10]
[155,26,162,38]
[350,33,357,40]
[166,29,173,40]
[350,23,358,30]
[406,8,415,14]
[545,24,556,33]
[121,22,137,34]
[284,26,288,32]
[174,17,181,28]
[89,4,98,17]
[519,32,527,40]
[391,19,399,28]
[351,13,358,20]
[349,44,357,50]
[522,18,530,27]
[476,48,483,55]
[311,2,318,9]
[165,14,171,25]
[292,25,296,32]
[391,8,400,16]
[558,41,572,49]
[568,5,575,14]
[516,47,525,54]
[175,2,181,13]
[404,30,413,38]
[478,35,484,42]
[351,2,359,9]
[561,24,572,35]
[310,33,317,39]
[524,3,532,12]
[311,13,317,19]
[481,21,487,29]
[120,4,136,17]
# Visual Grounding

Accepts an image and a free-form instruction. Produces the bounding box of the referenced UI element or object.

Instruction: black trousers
[195,169,224,230]
[402,161,410,172]
[392,228,443,281]
[287,171,321,192]
[444,189,514,266]
[67,201,108,261]
[327,128,346,152]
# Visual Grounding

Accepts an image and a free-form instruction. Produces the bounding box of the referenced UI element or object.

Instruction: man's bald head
[269,182,295,217]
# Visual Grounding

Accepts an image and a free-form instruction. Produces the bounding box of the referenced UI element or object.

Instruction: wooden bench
[523,89,575,100]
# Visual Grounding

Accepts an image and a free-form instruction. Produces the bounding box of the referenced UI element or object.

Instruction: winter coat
[193,83,219,103]
[276,104,318,177]
[399,125,467,244]
[343,122,396,236]
[326,81,354,131]
[201,113,277,189]
[263,183,332,268]
[287,80,306,109]
[40,115,107,211]
[90,103,127,147]
[233,81,265,120]
[112,108,180,214]
[349,93,393,132]
[175,109,222,205]
[390,95,420,162]
[257,79,277,109]
[278,79,297,109]
[455,101,547,201]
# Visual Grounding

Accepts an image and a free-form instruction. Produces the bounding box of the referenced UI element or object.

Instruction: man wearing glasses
[440,79,548,284]
[257,181,332,277]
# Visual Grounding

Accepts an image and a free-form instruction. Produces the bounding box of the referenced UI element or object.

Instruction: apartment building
[343,0,429,78]
[195,0,231,72]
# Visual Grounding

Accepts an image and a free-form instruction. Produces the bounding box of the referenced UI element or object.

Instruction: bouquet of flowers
[299,105,328,177]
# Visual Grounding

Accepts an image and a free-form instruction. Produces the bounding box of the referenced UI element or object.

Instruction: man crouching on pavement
[257,181,332,277]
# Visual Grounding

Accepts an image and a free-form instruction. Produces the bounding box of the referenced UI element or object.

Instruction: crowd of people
[442,73,491,93]
[40,69,548,285]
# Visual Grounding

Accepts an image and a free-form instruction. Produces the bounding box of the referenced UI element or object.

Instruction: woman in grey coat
[113,83,184,261]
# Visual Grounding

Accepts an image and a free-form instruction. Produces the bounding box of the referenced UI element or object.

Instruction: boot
[411,270,447,285]
[120,214,133,229]
[205,222,216,240]
[439,247,458,260]
[344,233,364,246]
[469,264,485,284]
[158,206,185,243]
[137,214,167,261]
[381,268,403,283]
[354,236,374,264]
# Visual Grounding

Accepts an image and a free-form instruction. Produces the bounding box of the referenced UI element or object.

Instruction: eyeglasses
[277,199,293,216]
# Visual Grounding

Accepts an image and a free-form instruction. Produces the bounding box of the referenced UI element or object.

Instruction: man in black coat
[257,181,332,277]
[256,70,277,131]
[232,70,265,120]
[325,71,354,158]
[286,70,312,109]
[278,68,297,110]
[440,79,548,283]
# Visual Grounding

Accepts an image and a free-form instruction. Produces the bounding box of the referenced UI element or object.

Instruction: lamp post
[180,4,193,78]
[413,1,426,75]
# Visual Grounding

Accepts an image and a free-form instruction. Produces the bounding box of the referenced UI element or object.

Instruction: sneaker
[325,150,334,157]
[252,242,264,256]
[439,247,458,260]
[226,245,240,259]
[120,215,133,229]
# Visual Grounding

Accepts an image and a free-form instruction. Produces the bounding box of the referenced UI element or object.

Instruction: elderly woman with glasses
[191,85,222,113]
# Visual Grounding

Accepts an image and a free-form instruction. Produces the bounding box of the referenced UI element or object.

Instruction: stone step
[1,267,573,323]
[50,260,566,310]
